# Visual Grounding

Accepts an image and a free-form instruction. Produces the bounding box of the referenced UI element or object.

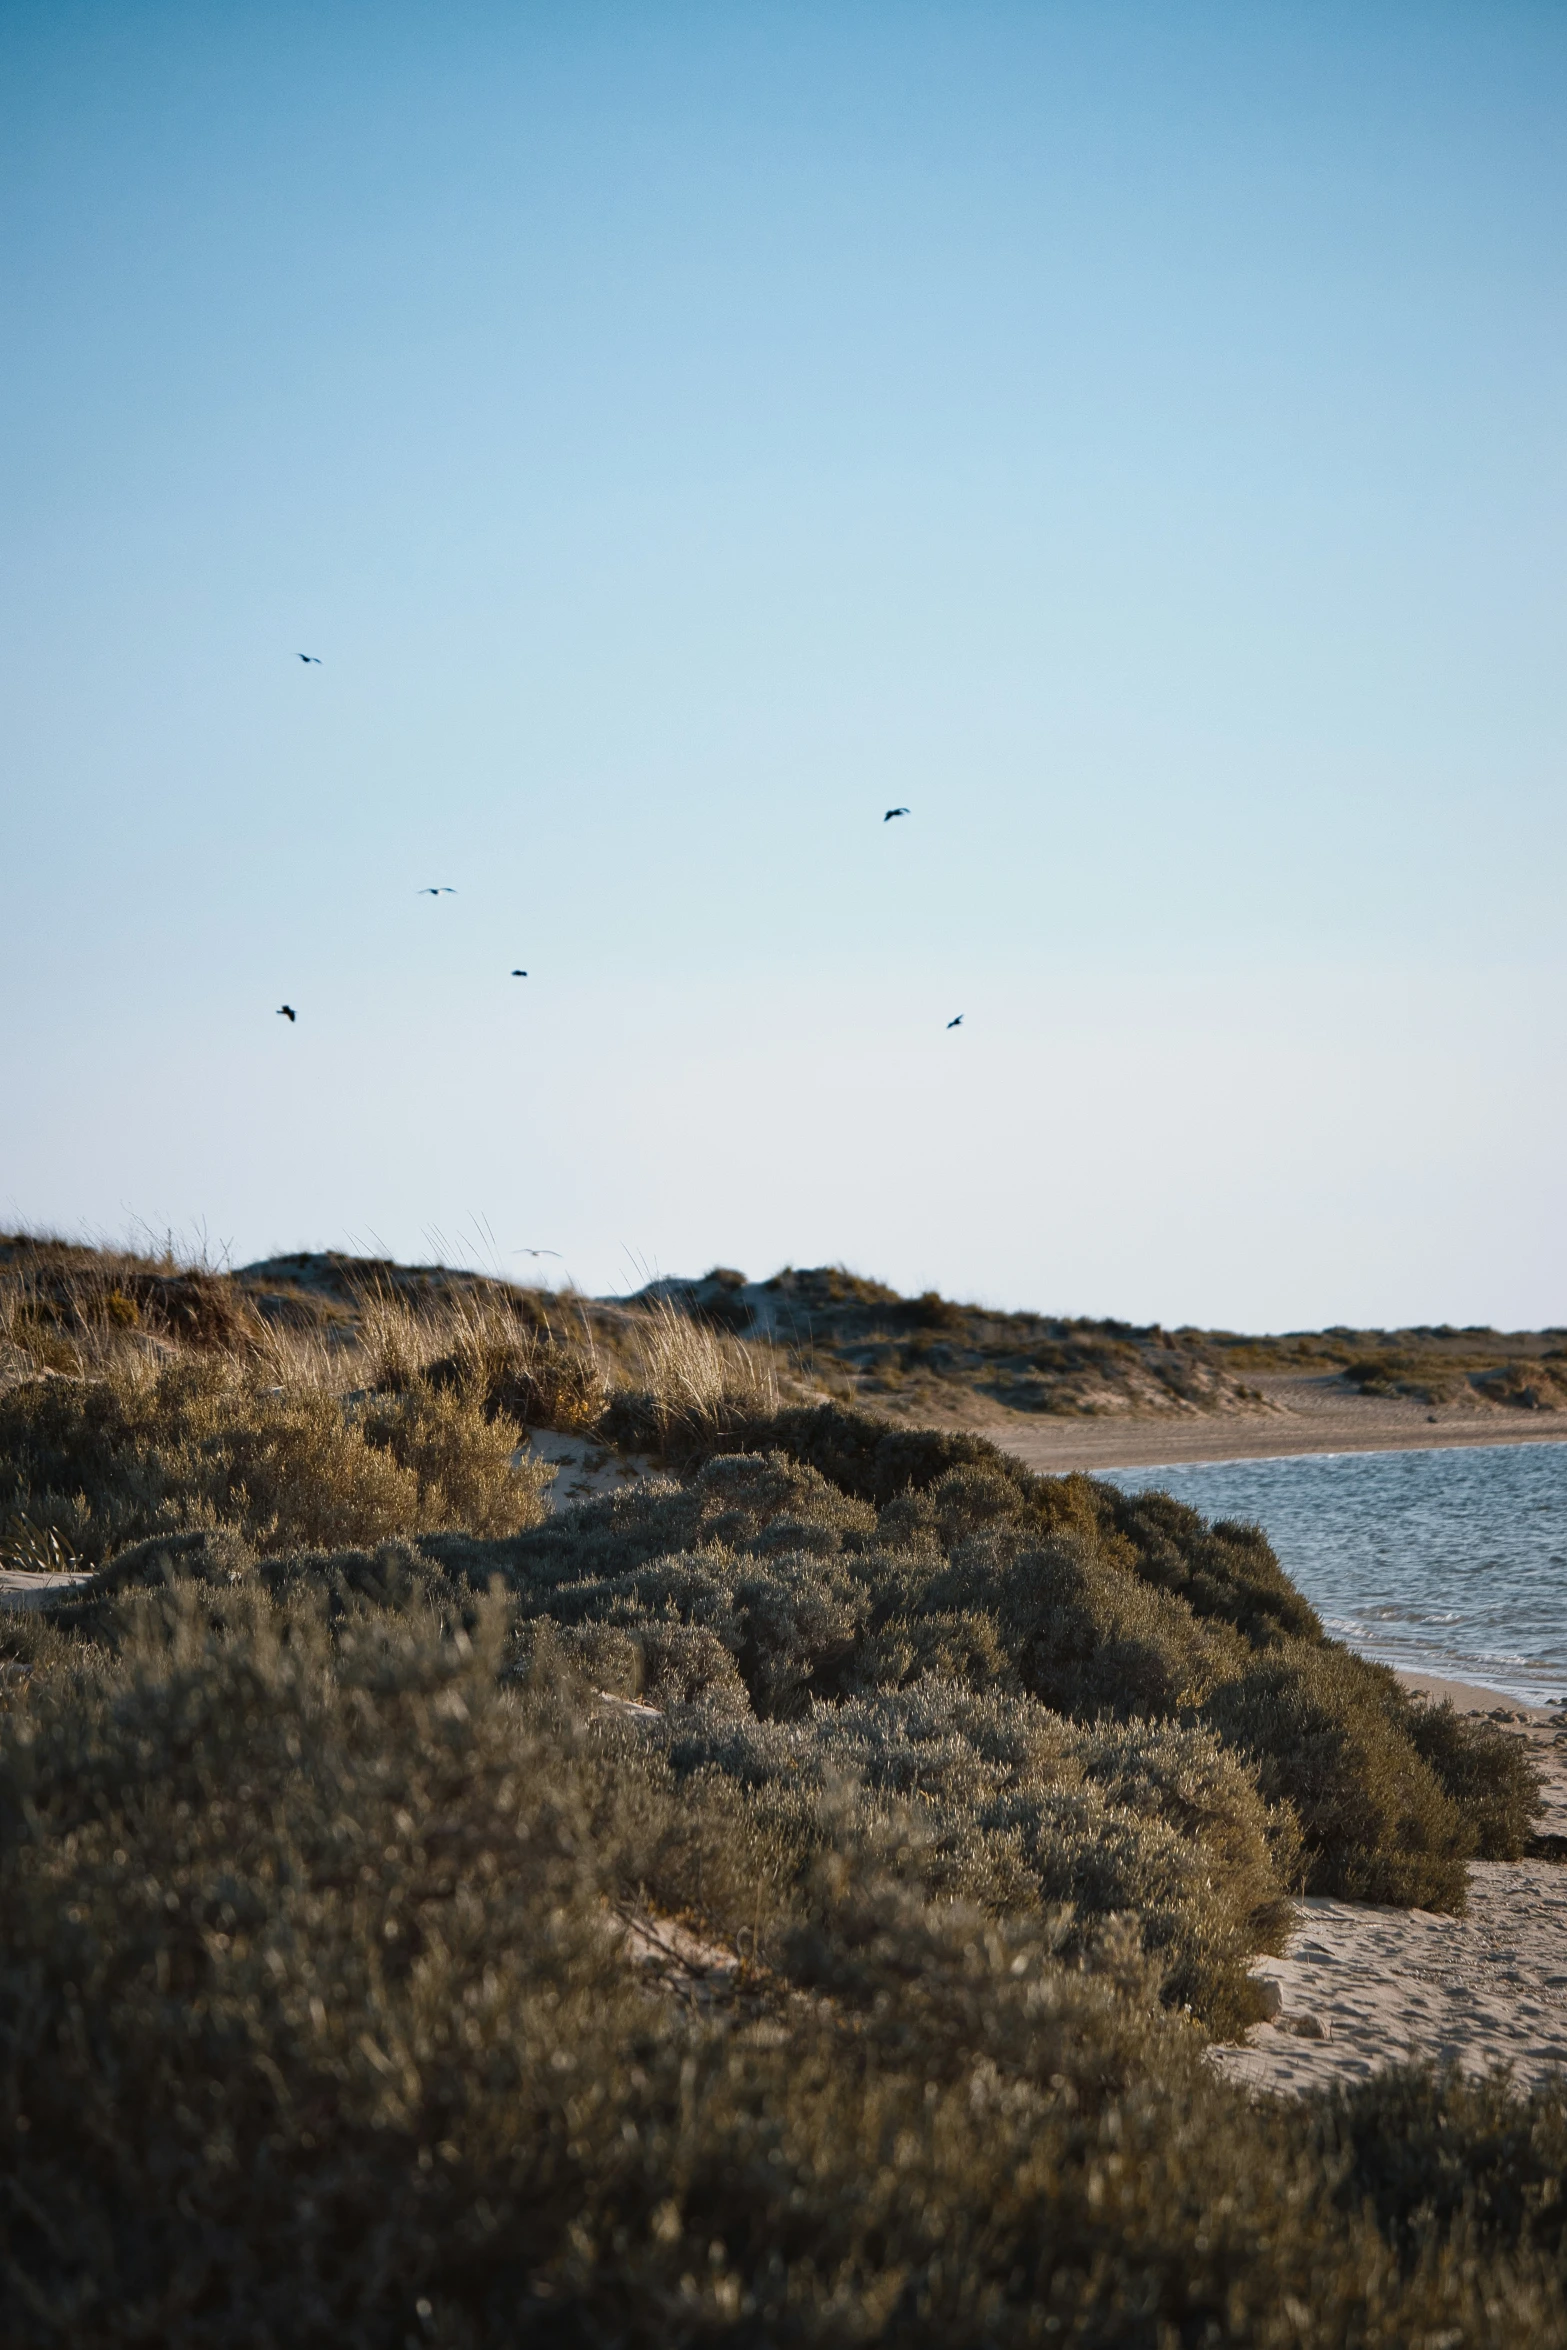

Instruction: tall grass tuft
[601,1294,782,1449]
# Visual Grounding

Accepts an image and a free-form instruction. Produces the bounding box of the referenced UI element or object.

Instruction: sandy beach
[1214,1674,1567,2097]
[987,1373,1567,1474]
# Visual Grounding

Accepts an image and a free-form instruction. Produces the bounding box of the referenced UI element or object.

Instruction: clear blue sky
[3,1,1562,1329]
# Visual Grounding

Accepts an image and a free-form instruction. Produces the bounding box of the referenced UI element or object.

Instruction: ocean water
[1104,1442,1567,1707]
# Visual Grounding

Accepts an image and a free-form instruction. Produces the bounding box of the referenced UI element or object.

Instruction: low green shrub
[2,1257,1562,2340]
[1103,1489,1325,1642]
[660,1398,1029,1496]
[1201,1643,1474,1907]
[1403,1694,1543,1859]
[1474,1361,1567,1411]
[665,1678,1295,2030]
[423,1328,610,1433]
[15,1390,1533,1919]
[924,1520,1251,1718]
[1308,2062,1567,2270]
[435,1434,1531,1912]
[1,1592,1565,2348]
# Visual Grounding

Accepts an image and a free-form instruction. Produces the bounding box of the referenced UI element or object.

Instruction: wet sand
[986,1374,1567,1475]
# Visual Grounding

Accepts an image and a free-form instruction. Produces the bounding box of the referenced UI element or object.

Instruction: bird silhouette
[277,1005,296,1023]
[298,654,321,664]
[514,1248,561,1259]
[510,969,528,977]
[884,806,909,821]
[946,1014,963,1029]
[417,887,457,896]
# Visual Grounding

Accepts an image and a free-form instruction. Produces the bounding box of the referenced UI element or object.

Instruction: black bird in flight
[417,887,457,896]
[298,654,321,664]
[277,1005,297,1023]
[510,968,528,977]
[884,806,909,821]
[946,1014,963,1029]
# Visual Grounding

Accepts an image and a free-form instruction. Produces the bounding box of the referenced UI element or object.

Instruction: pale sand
[0,1568,90,1611]
[526,1429,665,1509]
[985,1374,1567,1475]
[1212,1675,1567,2098]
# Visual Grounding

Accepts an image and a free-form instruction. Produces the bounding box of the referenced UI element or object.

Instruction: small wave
[1108,1444,1567,1706]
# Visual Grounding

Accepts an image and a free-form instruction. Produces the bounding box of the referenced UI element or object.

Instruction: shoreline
[983,1374,1567,1475]
[1396,1667,1558,1719]
[983,1420,1567,1715]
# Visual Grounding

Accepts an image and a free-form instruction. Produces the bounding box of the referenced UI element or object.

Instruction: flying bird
[510,969,528,977]
[276,1005,296,1022]
[884,806,909,821]
[417,887,457,896]
[946,1014,963,1029]
[298,654,321,664]
[514,1248,561,1259]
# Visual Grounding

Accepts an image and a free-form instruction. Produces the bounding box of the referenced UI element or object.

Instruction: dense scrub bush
[6,1388,1534,1925]
[0,1360,1559,2343]
[1343,1354,1451,1404]
[1101,1490,1325,1643]
[1474,1360,1567,1411]
[1404,1694,1543,1860]
[665,1681,1295,2030]
[1201,1644,1475,1907]
[428,1435,1535,1913]
[665,1399,1031,1499]
[922,1519,1251,1718]
[1,1591,1565,2348]
[0,1362,549,1563]
[1308,2064,1567,2270]
[4,1255,260,1355]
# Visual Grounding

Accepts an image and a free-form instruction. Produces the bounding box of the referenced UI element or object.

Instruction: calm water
[1105,1442,1567,1706]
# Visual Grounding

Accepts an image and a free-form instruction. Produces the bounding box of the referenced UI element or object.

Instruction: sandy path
[985,1375,1567,1474]
[1213,1678,1567,2097]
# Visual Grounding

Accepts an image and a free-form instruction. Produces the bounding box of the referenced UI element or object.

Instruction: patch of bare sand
[524,1429,668,1510]
[0,1568,91,1611]
[1213,1677,1567,2097]
[987,1375,1567,1474]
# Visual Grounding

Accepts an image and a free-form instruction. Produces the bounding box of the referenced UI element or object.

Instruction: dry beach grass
[10,1233,1564,1461]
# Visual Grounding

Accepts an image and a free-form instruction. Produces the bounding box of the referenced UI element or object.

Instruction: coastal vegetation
[0,1234,1562,2343]
[6,1232,1565,1430]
